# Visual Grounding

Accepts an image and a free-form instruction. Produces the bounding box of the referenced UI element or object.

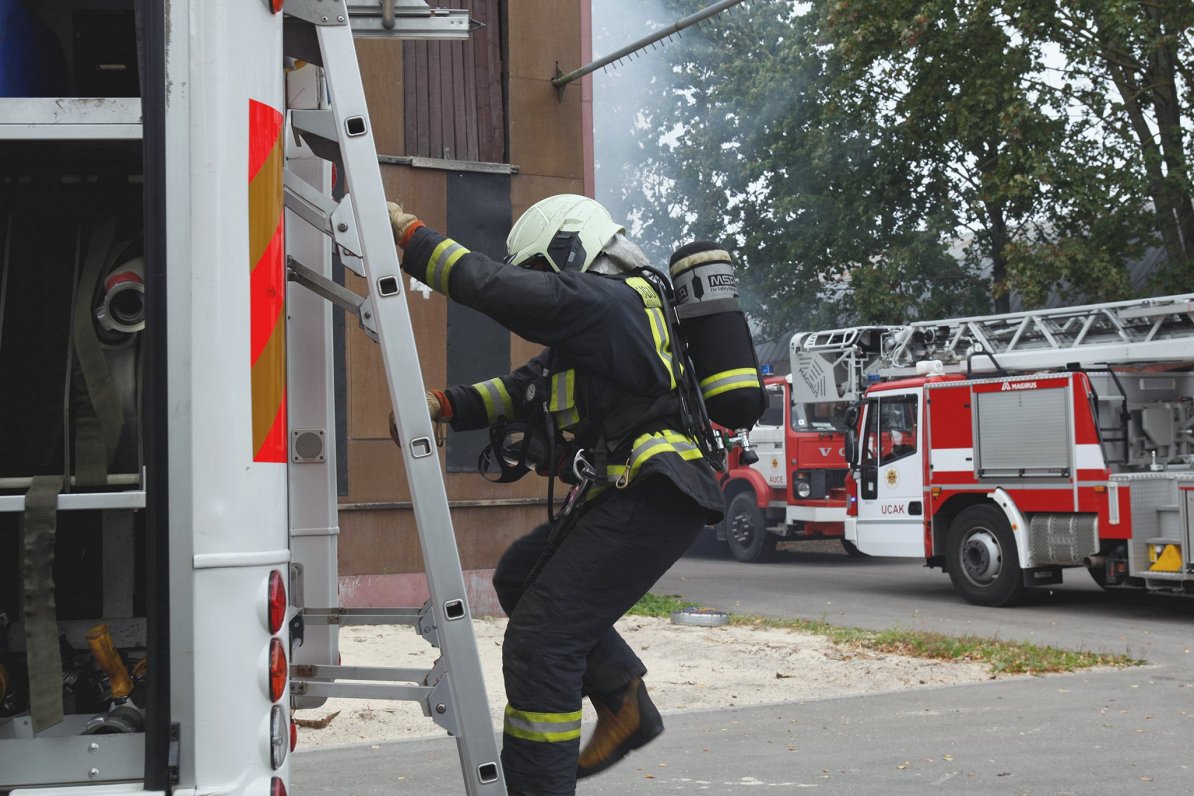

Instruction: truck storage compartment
[0,137,151,788]
[1116,471,1194,589]
[1,0,141,99]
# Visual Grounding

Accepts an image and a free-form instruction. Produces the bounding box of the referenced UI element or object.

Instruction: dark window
[758,385,785,427]
[444,171,512,471]
[863,395,919,466]
[403,1,505,163]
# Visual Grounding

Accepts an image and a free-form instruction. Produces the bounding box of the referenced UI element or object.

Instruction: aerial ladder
[877,294,1194,376]
[789,325,896,407]
[281,2,504,793]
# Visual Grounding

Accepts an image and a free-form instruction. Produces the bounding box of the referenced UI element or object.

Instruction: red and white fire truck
[714,327,892,561]
[841,295,1194,606]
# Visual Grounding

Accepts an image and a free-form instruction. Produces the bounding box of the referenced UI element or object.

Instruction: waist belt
[587,429,703,500]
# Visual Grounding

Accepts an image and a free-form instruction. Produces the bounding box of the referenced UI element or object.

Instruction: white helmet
[505,194,625,273]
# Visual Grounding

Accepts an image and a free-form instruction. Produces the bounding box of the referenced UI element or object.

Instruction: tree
[594,0,990,339]
[591,0,1192,337]
[1006,0,1194,291]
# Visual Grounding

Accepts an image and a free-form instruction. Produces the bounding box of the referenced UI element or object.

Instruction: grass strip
[626,592,698,617]
[630,593,1143,675]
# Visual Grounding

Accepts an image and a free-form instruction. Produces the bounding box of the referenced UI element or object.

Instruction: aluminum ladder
[880,294,1194,375]
[281,2,504,792]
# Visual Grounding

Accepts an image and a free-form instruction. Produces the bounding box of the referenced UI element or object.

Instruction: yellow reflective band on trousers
[606,429,703,487]
[699,367,761,400]
[472,377,514,424]
[423,238,469,295]
[503,704,583,743]
[549,369,580,429]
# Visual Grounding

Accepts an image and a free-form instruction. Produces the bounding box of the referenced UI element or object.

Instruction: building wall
[338,1,591,613]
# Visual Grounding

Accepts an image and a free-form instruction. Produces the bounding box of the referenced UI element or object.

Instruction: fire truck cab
[715,374,853,562]
[714,327,894,562]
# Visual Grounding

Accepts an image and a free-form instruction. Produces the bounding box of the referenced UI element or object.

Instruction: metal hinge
[168,722,181,785]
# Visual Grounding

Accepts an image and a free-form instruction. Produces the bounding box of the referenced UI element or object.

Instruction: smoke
[591,0,685,263]
[589,1,817,338]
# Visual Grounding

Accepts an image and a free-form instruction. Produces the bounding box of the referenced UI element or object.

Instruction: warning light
[269,638,287,702]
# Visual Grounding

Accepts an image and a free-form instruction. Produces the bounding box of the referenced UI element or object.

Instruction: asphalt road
[292,540,1194,794]
[662,537,1194,668]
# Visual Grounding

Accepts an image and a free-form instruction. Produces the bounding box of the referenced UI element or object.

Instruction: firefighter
[388,195,724,795]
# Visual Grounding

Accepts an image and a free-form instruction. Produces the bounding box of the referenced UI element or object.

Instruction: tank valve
[729,429,759,465]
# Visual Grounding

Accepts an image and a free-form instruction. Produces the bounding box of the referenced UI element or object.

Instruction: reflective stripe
[623,276,678,390]
[699,367,760,400]
[503,704,582,743]
[645,306,679,389]
[625,276,662,308]
[549,370,581,429]
[424,238,469,296]
[473,377,514,423]
[606,428,703,487]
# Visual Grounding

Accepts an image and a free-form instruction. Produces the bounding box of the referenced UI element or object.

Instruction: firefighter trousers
[492,477,705,795]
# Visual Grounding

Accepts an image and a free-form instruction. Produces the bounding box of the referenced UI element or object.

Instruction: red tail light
[269,637,287,702]
[270,0,285,13]
[268,570,286,634]
[271,777,288,796]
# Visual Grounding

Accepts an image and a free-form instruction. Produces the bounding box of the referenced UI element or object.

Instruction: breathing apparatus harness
[476,266,725,529]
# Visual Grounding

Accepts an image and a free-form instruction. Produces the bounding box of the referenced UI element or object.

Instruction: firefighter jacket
[400,226,724,523]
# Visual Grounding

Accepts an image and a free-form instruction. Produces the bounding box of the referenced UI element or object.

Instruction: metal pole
[552,0,747,93]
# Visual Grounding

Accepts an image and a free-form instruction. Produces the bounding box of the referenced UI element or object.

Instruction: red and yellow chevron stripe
[248,99,286,463]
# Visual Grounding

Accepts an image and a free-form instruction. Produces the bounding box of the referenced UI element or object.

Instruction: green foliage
[593,0,1193,335]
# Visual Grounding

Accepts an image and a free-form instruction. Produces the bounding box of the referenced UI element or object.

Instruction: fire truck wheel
[725,492,778,563]
[945,504,1025,607]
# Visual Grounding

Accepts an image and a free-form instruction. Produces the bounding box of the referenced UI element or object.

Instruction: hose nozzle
[95,256,145,336]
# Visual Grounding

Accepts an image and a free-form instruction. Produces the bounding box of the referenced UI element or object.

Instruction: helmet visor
[507,252,555,272]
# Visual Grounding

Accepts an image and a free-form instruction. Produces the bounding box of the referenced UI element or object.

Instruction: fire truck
[841,295,1194,606]
[714,327,891,561]
[1,2,504,794]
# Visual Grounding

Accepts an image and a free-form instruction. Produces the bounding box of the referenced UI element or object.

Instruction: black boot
[576,677,664,779]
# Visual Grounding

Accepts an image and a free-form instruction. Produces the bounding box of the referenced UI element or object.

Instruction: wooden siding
[403,1,505,163]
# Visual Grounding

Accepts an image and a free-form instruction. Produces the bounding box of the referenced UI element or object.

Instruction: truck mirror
[844,427,857,465]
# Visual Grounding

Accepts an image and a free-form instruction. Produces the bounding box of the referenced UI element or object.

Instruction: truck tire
[725,492,778,563]
[945,504,1025,607]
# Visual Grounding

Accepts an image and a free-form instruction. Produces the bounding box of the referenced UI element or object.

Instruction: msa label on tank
[675,263,738,303]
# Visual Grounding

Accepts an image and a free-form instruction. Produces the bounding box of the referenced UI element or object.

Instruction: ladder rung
[291,679,433,703]
[345,2,473,39]
[301,606,423,625]
[293,662,432,683]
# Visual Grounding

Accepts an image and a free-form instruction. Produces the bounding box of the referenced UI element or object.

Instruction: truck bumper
[785,501,847,524]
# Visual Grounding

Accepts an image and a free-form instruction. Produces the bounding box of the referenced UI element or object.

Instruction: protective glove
[387,201,423,248]
[387,391,452,446]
